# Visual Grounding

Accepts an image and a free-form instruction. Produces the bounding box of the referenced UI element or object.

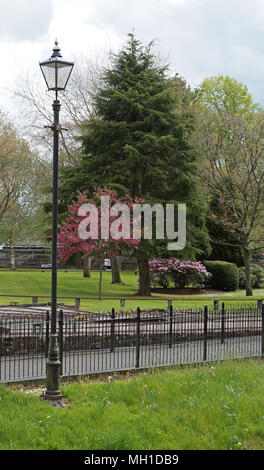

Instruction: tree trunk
[10,239,16,271]
[111,255,122,284]
[98,260,103,300]
[138,254,151,296]
[244,246,253,296]
[83,256,91,277]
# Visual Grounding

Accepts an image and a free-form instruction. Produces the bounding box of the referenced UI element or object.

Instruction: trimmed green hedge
[204,260,239,291]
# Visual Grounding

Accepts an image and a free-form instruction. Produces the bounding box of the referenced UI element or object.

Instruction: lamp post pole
[51,97,60,336]
[40,42,74,400]
[44,97,62,399]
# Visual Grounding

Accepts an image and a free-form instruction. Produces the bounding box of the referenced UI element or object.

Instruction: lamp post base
[42,334,64,400]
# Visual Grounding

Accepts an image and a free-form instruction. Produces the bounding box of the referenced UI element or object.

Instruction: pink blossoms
[149,258,211,289]
[58,188,142,265]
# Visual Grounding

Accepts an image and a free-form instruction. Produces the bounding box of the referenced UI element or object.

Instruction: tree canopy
[59,34,211,293]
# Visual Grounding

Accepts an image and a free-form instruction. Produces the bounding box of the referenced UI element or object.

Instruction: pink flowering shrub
[148,259,171,288]
[149,258,211,289]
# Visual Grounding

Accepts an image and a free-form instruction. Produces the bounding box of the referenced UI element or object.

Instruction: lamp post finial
[51,39,62,59]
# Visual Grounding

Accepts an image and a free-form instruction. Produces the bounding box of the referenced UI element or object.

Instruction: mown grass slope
[1,360,264,450]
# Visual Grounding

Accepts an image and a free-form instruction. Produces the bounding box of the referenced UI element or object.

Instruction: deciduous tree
[0,119,33,223]
[58,188,141,299]
[199,111,264,295]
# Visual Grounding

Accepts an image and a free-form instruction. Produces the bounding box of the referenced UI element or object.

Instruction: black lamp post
[40,41,74,399]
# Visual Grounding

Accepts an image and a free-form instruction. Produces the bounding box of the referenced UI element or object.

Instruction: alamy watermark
[78,196,186,250]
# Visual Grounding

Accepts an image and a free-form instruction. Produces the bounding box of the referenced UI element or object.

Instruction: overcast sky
[1,0,264,117]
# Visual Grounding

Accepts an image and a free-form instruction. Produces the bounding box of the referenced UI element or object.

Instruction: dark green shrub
[204,260,239,291]
[239,265,264,289]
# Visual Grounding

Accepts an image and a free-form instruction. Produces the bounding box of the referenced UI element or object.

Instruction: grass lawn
[1,359,264,450]
[0,268,263,311]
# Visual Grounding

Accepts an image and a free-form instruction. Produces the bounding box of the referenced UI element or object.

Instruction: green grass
[0,268,263,311]
[2,360,264,450]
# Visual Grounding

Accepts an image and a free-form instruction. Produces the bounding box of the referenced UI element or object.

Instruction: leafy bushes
[149,259,211,289]
[239,265,264,288]
[149,259,264,292]
[204,261,239,291]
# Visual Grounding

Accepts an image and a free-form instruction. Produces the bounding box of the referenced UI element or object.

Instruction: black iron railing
[0,303,264,382]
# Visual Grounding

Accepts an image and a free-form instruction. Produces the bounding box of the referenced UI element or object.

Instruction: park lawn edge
[1,358,264,450]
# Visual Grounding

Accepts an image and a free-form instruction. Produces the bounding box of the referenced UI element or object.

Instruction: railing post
[261,305,264,359]
[203,306,208,361]
[58,310,63,375]
[45,310,50,358]
[110,307,115,352]
[135,307,141,368]
[169,304,173,348]
[221,302,225,344]
[213,299,219,312]
[72,319,77,333]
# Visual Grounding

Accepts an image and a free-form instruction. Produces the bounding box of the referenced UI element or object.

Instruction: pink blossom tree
[58,188,142,299]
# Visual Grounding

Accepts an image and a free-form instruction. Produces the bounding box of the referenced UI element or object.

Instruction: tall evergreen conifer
[60,34,210,294]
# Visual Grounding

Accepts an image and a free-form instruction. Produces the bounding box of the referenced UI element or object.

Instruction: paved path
[1,335,262,383]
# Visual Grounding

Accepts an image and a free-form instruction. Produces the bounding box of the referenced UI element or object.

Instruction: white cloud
[82,0,264,104]
[0,0,52,41]
[48,0,122,59]
[1,0,264,116]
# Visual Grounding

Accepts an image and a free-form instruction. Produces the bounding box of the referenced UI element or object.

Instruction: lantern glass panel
[40,62,56,90]
[57,62,74,89]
